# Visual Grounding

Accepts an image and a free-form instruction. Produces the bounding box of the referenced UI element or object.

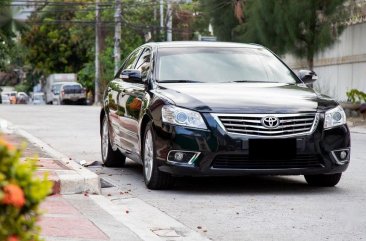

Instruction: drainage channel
[100,178,115,188]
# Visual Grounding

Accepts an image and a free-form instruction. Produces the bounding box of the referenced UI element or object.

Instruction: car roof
[62,83,81,86]
[52,82,80,86]
[145,41,263,49]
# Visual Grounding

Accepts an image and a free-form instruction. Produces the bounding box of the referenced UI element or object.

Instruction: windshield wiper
[158,80,204,83]
[230,80,265,83]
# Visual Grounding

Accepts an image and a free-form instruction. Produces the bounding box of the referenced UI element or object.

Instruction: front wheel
[143,122,173,190]
[304,173,342,187]
[101,116,126,167]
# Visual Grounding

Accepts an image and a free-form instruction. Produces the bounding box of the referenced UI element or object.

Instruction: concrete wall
[283,22,366,101]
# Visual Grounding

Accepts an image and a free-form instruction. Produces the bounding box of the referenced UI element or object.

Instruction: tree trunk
[307,56,314,88]
[307,57,314,71]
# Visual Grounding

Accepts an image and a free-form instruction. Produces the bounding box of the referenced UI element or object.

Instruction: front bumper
[152,113,351,177]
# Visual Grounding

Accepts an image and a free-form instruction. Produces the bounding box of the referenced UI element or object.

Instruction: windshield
[52,84,62,94]
[34,95,44,101]
[157,47,299,84]
[1,95,9,100]
[63,85,82,94]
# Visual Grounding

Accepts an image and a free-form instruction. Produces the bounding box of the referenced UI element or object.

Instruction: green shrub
[346,89,366,103]
[0,137,53,241]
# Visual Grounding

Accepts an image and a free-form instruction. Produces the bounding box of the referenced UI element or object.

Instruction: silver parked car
[32,93,46,105]
[54,82,87,105]
[1,94,11,104]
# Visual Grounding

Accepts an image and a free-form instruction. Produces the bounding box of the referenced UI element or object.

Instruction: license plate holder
[249,139,296,160]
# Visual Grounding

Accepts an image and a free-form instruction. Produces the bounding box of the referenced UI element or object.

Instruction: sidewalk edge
[2,118,101,194]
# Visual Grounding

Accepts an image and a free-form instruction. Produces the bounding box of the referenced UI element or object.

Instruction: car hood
[155,82,337,113]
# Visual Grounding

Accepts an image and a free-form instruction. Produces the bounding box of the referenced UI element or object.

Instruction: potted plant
[341,89,366,116]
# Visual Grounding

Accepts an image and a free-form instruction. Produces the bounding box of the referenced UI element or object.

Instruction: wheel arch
[139,113,153,157]
[100,108,106,136]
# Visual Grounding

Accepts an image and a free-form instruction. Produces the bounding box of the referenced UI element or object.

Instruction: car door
[107,48,143,150]
[119,47,152,156]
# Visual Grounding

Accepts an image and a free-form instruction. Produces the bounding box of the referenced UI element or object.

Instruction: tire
[79,99,87,105]
[101,116,126,167]
[142,122,173,190]
[304,173,342,187]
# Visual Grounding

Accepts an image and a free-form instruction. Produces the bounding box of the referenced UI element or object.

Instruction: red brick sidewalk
[23,158,65,195]
[4,133,111,240]
[39,195,109,240]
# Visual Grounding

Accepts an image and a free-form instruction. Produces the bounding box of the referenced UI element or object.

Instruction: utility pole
[160,0,164,39]
[95,0,101,104]
[153,0,157,39]
[114,0,122,75]
[166,0,172,41]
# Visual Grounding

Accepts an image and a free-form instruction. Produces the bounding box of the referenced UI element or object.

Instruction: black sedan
[100,42,350,190]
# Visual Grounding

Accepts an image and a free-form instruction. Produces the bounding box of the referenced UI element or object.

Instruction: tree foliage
[203,0,349,69]
[0,0,17,70]
[200,0,237,41]
[21,6,90,75]
[20,0,154,94]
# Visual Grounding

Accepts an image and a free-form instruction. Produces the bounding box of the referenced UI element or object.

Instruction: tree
[200,0,237,41]
[233,0,288,54]
[201,0,349,70]
[21,6,90,75]
[238,0,349,70]
[0,1,29,87]
[0,1,19,70]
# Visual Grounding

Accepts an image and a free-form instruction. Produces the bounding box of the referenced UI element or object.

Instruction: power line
[7,0,199,7]
[19,7,115,13]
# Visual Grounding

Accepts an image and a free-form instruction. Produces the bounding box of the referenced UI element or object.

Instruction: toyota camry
[100,42,350,189]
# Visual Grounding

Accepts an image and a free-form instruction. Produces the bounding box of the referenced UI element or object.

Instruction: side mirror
[298,70,318,84]
[120,69,143,84]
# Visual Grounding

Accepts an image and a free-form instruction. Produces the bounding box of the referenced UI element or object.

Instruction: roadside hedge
[0,137,52,241]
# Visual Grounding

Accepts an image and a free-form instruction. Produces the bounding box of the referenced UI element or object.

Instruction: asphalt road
[1,105,365,241]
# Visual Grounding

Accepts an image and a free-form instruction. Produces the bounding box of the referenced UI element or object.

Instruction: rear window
[63,85,82,93]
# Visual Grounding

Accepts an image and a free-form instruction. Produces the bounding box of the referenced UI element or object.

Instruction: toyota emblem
[261,116,280,129]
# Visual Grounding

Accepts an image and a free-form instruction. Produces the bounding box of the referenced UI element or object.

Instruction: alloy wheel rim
[144,130,153,182]
[102,118,109,162]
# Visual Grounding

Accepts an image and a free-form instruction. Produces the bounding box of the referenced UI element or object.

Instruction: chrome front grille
[213,113,319,137]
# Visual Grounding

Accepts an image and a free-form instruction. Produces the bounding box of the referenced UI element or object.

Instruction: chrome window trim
[211,113,320,138]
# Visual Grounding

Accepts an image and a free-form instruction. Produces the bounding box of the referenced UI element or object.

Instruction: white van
[53,82,86,105]
[44,74,76,104]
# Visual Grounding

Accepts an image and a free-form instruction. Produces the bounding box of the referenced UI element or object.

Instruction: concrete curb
[1,118,101,195]
[349,126,366,134]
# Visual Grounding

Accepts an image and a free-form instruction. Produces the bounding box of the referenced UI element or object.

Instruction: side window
[116,48,142,78]
[135,48,151,79]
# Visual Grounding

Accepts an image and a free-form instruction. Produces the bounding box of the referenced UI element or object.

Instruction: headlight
[162,105,207,130]
[324,105,346,129]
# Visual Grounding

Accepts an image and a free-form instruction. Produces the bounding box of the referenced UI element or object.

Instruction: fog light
[167,150,201,165]
[174,152,184,161]
[340,151,347,160]
[331,149,350,165]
